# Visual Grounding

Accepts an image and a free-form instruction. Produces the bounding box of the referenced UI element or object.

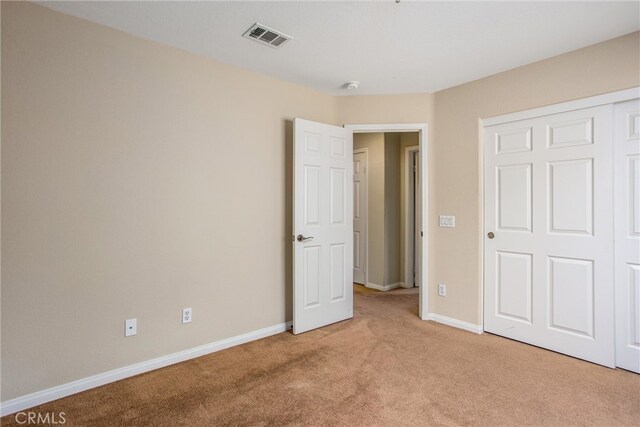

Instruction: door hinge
[420,231,423,237]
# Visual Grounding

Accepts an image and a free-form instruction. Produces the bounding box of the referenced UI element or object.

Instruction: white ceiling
[38,1,640,96]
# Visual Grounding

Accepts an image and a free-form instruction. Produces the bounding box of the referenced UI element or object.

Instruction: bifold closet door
[614,99,640,373]
[484,105,614,367]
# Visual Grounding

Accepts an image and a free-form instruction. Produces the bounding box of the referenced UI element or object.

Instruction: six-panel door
[614,100,640,373]
[293,118,353,334]
[484,105,615,367]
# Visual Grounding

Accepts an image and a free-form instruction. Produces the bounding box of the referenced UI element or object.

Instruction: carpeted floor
[2,285,639,426]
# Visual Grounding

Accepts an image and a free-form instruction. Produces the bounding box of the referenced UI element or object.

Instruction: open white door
[293,118,353,334]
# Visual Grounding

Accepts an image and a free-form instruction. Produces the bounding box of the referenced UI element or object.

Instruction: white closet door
[484,105,614,367]
[614,99,640,373]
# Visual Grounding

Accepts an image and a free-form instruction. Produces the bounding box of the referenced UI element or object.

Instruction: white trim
[365,282,404,292]
[0,321,293,416]
[353,147,369,287]
[345,123,429,321]
[345,123,427,133]
[478,118,485,332]
[426,313,483,334]
[483,87,640,126]
[403,145,420,289]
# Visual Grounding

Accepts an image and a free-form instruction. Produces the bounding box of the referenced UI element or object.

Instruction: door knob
[297,234,314,242]
[487,232,495,239]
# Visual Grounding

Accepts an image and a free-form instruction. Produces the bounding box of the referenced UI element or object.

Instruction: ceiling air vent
[243,23,292,49]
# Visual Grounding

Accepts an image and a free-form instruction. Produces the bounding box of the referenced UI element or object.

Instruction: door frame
[480,86,640,332]
[345,123,429,320]
[404,145,420,288]
[353,147,369,287]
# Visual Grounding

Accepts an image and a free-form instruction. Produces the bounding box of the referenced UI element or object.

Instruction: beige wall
[2,1,639,403]
[1,2,336,400]
[430,31,640,324]
[383,133,401,285]
[336,32,640,325]
[353,133,385,287]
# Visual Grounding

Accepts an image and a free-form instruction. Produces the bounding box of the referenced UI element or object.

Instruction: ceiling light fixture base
[345,81,360,90]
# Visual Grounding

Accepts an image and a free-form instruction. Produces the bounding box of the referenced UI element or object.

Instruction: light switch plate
[439,215,455,228]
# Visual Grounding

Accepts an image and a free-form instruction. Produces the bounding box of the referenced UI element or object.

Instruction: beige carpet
[2,285,639,426]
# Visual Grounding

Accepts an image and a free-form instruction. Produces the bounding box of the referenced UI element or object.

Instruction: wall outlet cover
[182,308,192,324]
[125,319,137,337]
[438,283,447,297]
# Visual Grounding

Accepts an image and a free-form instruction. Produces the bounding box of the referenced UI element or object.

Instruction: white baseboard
[365,282,404,292]
[426,313,483,334]
[0,321,293,417]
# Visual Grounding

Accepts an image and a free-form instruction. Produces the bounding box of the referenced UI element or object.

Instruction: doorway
[292,119,428,334]
[352,133,420,292]
[346,124,428,320]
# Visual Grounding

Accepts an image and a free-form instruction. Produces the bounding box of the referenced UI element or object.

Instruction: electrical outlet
[182,308,192,324]
[125,318,137,337]
[438,283,447,297]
